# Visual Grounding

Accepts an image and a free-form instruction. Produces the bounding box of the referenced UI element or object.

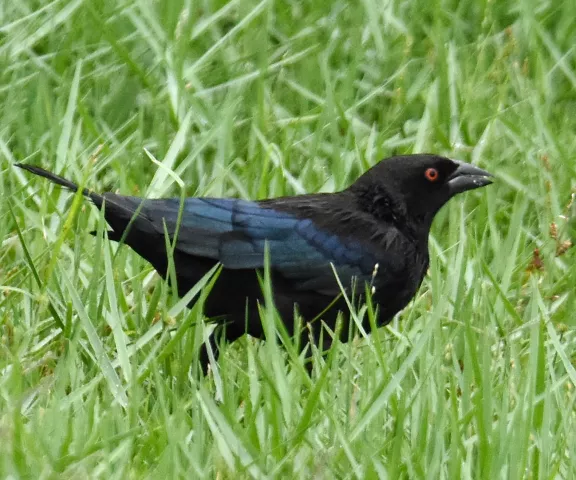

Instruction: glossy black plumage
[16,154,492,370]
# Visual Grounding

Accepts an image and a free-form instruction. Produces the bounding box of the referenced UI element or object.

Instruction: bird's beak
[447,161,493,195]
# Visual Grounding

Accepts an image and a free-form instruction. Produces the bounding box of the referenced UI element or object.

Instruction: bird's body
[17,154,492,370]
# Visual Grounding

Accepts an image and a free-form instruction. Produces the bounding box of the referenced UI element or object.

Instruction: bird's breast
[368,247,428,325]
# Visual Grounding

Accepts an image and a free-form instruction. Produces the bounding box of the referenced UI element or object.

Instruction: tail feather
[16,163,150,242]
[15,163,104,207]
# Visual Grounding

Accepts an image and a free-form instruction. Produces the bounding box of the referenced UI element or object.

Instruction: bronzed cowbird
[17,154,492,370]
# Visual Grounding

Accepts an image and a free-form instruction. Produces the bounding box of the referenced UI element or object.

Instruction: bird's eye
[425,168,439,182]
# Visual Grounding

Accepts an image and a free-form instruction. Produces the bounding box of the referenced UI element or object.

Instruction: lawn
[1,0,576,478]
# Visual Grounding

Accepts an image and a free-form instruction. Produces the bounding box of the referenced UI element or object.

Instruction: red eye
[425,168,439,182]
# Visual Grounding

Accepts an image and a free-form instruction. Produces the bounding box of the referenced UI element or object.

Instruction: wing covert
[137,197,380,295]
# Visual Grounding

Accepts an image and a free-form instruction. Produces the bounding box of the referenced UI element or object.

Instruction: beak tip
[448,161,494,194]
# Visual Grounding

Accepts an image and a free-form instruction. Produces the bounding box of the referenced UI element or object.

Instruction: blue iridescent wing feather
[138,198,377,294]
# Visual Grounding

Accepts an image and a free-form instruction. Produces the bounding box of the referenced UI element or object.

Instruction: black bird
[16,154,492,370]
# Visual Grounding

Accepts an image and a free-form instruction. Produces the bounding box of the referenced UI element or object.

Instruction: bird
[16,154,492,372]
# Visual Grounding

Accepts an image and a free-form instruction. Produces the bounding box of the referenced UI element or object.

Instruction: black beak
[447,161,493,195]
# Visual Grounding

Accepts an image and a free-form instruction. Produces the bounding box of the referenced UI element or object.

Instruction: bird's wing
[137,198,379,295]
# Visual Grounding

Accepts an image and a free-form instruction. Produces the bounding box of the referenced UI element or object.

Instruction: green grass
[1,0,576,477]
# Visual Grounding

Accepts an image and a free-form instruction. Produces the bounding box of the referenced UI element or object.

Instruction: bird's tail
[15,163,104,207]
[16,163,150,243]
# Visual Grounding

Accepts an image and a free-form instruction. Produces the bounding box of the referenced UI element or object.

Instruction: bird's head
[350,154,493,233]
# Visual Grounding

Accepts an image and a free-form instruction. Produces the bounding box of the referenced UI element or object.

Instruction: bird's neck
[350,184,428,246]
